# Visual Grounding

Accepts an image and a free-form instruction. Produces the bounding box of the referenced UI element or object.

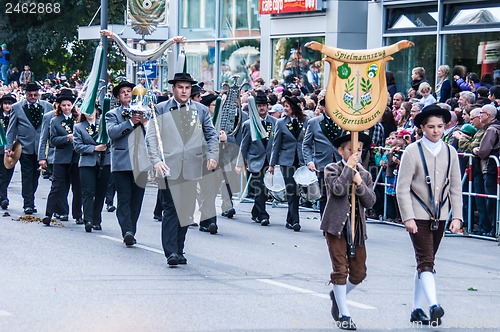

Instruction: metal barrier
[367,148,500,242]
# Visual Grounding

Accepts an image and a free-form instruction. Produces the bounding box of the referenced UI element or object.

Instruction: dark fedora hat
[55,88,76,103]
[333,131,372,149]
[112,81,136,98]
[201,93,218,107]
[284,95,302,111]
[168,72,197,85]
[255,90,269,104]
[25,82,41,92]
[0,94,17,104]
[413,104,451,128]
[191,82,205,97]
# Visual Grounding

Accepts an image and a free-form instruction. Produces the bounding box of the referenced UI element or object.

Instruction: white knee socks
[333,284,351,317]
[419,271,438,307]
[413,270,426,310]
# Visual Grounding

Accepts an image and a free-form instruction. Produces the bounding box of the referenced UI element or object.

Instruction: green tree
[0,0,126,80]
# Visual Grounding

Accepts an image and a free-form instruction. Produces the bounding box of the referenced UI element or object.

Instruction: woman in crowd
[42,88,83,226]
[73,107,110,232]
[0,94,16,210]
[435,65,451,103]
[269,95,309,231]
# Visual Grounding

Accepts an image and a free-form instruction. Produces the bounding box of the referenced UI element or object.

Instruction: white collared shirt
[421,135,443,156]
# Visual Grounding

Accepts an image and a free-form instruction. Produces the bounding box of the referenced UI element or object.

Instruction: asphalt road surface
[1,169,499,331]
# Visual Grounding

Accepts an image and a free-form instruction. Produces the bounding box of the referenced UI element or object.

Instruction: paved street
[1,168,500,332]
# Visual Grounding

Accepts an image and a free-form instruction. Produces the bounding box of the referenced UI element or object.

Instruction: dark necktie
[292,118,299,138]
[90,123,96,133]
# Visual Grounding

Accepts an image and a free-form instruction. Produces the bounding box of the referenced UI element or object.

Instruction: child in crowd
[418,82,437,106]
[385,129,410,223]
[322,132,376,331]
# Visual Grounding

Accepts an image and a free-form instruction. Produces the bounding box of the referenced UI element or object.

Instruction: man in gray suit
[106,81,149,246]
[147,72,218,267]
[303,103,342,217]
[5,82,54,214]
[235,92,276,226]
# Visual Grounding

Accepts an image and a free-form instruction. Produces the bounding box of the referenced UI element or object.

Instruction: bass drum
[293,165,321,202]
[264,166,286,202]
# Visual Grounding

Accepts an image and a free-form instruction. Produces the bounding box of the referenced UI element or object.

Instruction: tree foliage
[0,0,126,79]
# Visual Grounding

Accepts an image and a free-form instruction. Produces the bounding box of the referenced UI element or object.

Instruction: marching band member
[42,88,83,225]
[397,105,462,326]
[5,82,54,214]
[236,91,276,226]
[269,96,309,231]
[0,94,16,210]
[146,72,218,266]
[73,107,110,232]
[106,81,149,246]
[303,99,343,217]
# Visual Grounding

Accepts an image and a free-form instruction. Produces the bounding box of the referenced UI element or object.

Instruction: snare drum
[264,166,287,202]
[293,165,321,202]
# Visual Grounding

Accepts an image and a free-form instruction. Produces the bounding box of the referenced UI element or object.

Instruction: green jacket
[458,129,484,153]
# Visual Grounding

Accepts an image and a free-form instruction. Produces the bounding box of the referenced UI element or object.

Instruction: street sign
[142,61,157,79]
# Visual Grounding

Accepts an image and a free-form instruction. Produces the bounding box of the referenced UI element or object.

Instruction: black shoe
[252,217,261,223]
[1,200,8,210]
[329,290,340,321]
[85,221,93,233]
[429,305,444,326]
[75,218,84,225]
[336,316,356,330]
[199,226,210,232]
[410,308,430,325]
[123,232,136,246]
[33,208,37,213]
[178,253,187,265]
[59,214,69,221]
[42,216,51,226]
[24,207,34,215]
[153,215,162,221]
[167,253,179,266]
[53,213,61,219]
[93,225,102,231]
[106,205,116,212]
[292,223,301,231]
[208,223,218,235]
[261,219,270,226]
[285,223,293,229]
[222,208,235,218]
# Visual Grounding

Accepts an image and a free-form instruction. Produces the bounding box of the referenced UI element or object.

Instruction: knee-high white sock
[413,270,427,310]
[346,280,356,294]
[333,284,351,317]
[420,271,438,307]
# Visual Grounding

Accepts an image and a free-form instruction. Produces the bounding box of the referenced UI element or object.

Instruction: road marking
[0,310,13,317]
[257,279,377,310]
[98,235,376,310]
[98,235,164,255]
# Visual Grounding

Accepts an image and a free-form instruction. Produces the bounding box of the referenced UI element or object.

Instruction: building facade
[368,0,500,96]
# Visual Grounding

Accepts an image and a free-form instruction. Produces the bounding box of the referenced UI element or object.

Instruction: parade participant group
[1,38,500,331]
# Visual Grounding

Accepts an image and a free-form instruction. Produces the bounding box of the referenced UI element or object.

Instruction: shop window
[443,32,500,88]
[221,0,260,38]
[184,42,216,91]
[179,0,216,39]
[445,3,500,27]
[385,35,436,97]
[386,6,438,31]
[220,39,260,87]
[272,36,325,93]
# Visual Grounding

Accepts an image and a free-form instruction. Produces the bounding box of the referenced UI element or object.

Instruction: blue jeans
[0,64,9,84]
